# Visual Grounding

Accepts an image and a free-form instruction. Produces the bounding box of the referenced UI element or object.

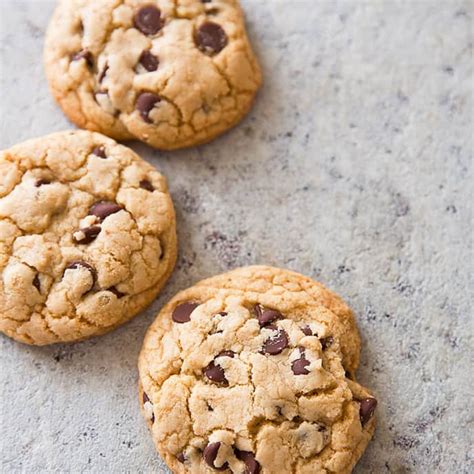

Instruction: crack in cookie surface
[138,266,377,473]
[44,0,262,150]
[0,130,177,345]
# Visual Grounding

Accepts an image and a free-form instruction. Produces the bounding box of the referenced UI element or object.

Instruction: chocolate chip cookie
[44,0,262,150]
[138,266,377,473]
[0,130,177,345]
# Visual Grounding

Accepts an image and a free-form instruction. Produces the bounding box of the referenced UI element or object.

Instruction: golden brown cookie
[0,130,177,345]
[44,0,262,150]
[138,266,377,473]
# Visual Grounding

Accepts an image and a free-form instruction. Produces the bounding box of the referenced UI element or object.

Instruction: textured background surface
[1,1,473,472]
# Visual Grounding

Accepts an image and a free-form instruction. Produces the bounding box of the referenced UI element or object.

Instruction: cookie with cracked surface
[0,130,177,345]
[44,0,262,150]
[138,266,377,473]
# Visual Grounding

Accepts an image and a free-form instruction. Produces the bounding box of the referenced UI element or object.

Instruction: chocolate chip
[254,304,281,327]
[33,274,41,292]
[72,49,93,67]
[134,6,163,36]
[235,450,260,474]
[359,398,377,425]
[195,22,228,55]
[217,350,235,358]
[136,92,160,123]
[108,287,125,298]
[35,178,51,187]
[203,442,228,471]
[320,336,334,350]
[291,347,310,375]
[177,452,186,463]
[204,360,227,385]
[98,63,109,83]
[218,311,228,317]
[74,225,101,244]
[139,50,159,72]
[139,179,155,191]
[64,261,96,286]
[92,145,106,158]
[172,302,199,323]
[301,325,313,336]
[142,391,150,404]
[89,201,122,221]
[262,326,289,355]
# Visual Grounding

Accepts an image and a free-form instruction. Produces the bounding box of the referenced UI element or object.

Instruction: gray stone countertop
[1,1,472,473]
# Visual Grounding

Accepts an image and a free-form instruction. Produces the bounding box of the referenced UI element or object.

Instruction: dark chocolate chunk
[139,50,159,71]
[204,358,228,385]
[301,325,313,336]
[74,225,101,244]
[172,302,199,323]
[136,92,160,123]
[92,145,107,158]
[359,398,377,425]
[139,179,155,191]
[291,347,310,375]
[35,178,51,187]
[262,326,289,355]
[254,304,281,327]
[235,449,260,474]
[203,442,228,471]
[195,22,228,55]
[89,201,122,221]
[320,336,334,350]
[134,6,163,36]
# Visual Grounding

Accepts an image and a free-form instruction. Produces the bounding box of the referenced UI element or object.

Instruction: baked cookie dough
[44,0,262,150]
[138,266,377,473]
[0,130,177,345]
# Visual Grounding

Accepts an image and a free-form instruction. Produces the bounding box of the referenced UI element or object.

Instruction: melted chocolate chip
[33,274,41,292]
[254,304,281,327]
[235,449,260,474]
[218,311,228,317]
[203,442,228,471]
[108,287,125,298]
[320,336,334,350]
[139,50,159,72]
[35,178,51,187]
[291,347,310,375]
[359,398,377,425]
[177,452,186,463]
[92,145,107,158]
[72,49,93,67]
[262,326,289,355]
[301,325,313,336]
[98,63,109,83]
[74,225,101,244]
[204,360,227,385]
[64,261,97,286]
[139,179,155,191]
[217,350,235,358]
[89,201,122,221]
[136,92,160,123]
[134,5,163,36]
[195,22,228,55]
[172,302,199,323]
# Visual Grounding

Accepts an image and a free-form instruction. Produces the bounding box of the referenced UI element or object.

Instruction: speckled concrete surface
[1,1,472,473]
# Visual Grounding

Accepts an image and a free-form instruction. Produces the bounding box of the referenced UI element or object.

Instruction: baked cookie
[138,266,377,473]
[0,130,177,345]
[44,0,262,150]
